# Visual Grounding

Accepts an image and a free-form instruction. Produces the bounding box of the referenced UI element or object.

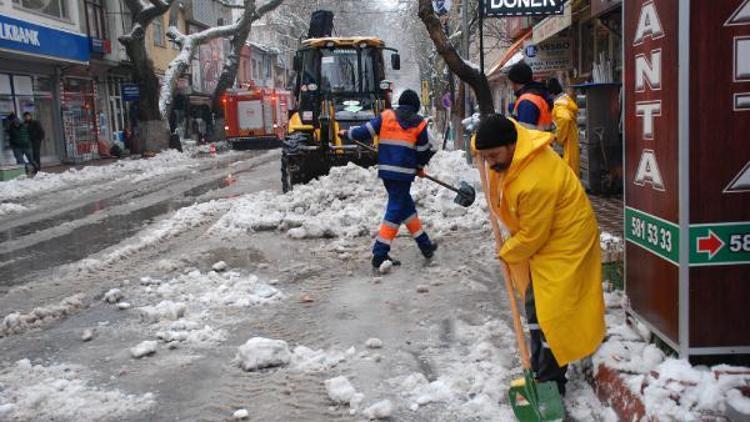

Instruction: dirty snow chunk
[325,376,357,404]
[104,288,124,303]
[212,260,228,272]
[363,399,394,419]
[0,294,85,337]
[156,324,227,347]
[233,408,250,419]
[291,346,348,372]
[81,329,94,342]
[0,359,154,420]
[131,340,158,358]
[117,302,132,310]
[138,301,186,323]
[416,285,429,293]
[379,260,393,274]
[236,337,291,371]
[365,338,383,349]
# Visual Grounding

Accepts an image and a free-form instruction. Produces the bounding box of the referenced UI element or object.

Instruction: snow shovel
[476,157,565,422]
[348,138,476,207]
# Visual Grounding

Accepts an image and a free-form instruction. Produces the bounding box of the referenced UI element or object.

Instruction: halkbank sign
[0,14,89,63]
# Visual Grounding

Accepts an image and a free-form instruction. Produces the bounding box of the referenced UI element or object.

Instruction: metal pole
[479,0,485,75]
[462,0,470,114]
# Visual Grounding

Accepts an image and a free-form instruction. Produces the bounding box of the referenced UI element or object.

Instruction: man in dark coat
[23,112,45,171]
[8,113,39,174]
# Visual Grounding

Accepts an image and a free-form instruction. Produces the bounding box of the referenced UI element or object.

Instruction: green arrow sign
[690,222,750,266]
[625,207,680,265]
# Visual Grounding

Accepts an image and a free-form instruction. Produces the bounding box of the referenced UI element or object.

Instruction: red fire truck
[222,87,291,148]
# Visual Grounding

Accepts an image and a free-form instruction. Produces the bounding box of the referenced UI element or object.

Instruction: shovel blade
[453,181,476,207]
[508,373,565,421]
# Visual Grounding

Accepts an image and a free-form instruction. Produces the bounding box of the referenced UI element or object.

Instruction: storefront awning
[487,30,532,81]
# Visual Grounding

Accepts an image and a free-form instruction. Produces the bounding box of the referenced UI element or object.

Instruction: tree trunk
[212,25,251,115]
[123,37,169,152]
[418,0,494,117]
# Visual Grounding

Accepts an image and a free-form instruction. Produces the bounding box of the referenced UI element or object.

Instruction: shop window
[13,0,68,19]
[153,17,165,47]
[85,0,107,39]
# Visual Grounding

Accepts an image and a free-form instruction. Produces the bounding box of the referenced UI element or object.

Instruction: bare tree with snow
[417,0,494,116]
[119,0,176,152]
[159,0,284,120]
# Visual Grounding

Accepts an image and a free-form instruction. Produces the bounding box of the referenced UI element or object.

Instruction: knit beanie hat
[398,89,421,110]
[475,114,518,150]
[508,62,533,85]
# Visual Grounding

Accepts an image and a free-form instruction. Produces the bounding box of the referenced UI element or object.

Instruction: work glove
[416,168,426,178]
[337,129,348,139]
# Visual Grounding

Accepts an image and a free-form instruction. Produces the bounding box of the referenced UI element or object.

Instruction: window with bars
[12,0,68,19]
[85,0,106,39]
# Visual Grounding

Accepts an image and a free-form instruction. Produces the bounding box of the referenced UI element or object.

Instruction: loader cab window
[319,48,378,94]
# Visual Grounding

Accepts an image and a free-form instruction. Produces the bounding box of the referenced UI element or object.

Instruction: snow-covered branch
[160,0,284,118]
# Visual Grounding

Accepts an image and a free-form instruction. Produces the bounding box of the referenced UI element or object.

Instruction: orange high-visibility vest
[514,93,553,131]
[379,110,428,148]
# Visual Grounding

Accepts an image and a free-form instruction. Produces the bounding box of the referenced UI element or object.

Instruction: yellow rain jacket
[552,93,580,176]
[487,123,604,366]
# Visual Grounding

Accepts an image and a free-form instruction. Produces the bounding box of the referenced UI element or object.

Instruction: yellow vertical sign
[421,80,430,105]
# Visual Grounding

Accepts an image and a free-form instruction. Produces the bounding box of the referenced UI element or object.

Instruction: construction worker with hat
[547,78,581,176]
[507,61,555,131]
[339,89,439,271]
[473,113,605,395]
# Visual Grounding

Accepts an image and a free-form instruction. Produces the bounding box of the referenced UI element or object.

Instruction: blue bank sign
[0,14,89,63]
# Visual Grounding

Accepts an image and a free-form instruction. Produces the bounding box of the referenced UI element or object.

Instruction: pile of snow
[593,295,750,419]
[0,294,85,337]
[0,202,28,216]
[325,376,366,414]
[236,337,292,371]
[137,300,187,323]
[155,321,227,346]
[143,270,283,309]
[388,319,518,420]
[0,359,154,420]
[0,150,200,206]
[76,199,232,274]
[235,337,354,373]
[210,150,487,240]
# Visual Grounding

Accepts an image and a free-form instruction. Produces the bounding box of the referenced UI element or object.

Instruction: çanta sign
[0,14,89,63]
[484,0,566,17]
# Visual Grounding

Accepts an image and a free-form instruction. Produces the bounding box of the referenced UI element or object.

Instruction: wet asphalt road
[0,150,276,293]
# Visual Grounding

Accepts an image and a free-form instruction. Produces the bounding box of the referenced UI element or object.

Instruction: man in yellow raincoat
[474,114,604,395]
[547,78,580,176]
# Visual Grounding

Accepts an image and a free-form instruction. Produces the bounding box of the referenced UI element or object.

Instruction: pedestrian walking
[547,78,580,176]
[339,90,439,271]
[473,114,605,395]
[508,61,554,130]
[23,112,45,172]
[7,113,39,175]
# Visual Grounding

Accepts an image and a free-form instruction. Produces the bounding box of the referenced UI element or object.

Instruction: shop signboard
[625,0,750,357]
[522,37,573,75]
[121,83,140,102]
[0,14,89,64]
[484,0,567,17]
[532,1,572,44]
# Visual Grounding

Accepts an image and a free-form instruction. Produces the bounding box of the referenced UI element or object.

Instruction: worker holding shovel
[473,114,604,413]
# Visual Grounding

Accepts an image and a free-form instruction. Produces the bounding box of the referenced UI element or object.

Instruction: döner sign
[484,0,566,17]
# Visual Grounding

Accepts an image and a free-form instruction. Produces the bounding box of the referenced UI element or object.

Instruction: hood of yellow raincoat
[554,93,578,115]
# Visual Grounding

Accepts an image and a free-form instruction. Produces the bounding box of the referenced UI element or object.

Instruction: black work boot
[419,242,439,259]
[372,254,401,269]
